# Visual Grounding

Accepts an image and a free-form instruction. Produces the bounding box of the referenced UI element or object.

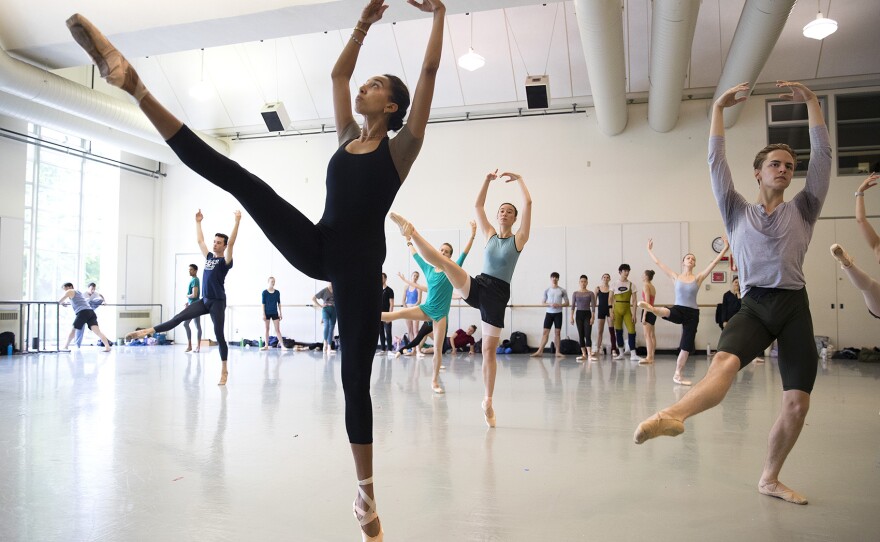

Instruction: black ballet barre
[0,301,164,354]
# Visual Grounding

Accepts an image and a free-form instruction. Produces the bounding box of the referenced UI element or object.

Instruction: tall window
[23,124,120,310]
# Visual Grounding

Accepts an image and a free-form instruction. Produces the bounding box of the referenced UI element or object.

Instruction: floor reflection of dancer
[594,273,618,357]
[635,81,830,506]
[639,237,728,383]
[831,172,880,317]
[389,170,532,427]
[126,210,239,385]
[183,264,202,353]
[382,221,476,393]
[65,1,445,537]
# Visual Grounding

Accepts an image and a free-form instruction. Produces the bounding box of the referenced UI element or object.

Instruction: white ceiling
[3,0,879,136]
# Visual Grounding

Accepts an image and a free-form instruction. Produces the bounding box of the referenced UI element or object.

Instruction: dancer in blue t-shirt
[127,209,240,385]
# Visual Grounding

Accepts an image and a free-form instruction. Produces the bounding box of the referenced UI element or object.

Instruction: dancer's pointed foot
[431,382,445,394]
[529,351,543,357]
[125,328,152,341]
[758,481,808,505]
[639,358,654,365]
[353,477,383,541]
[388,212,414,238]
[218,370,228,386]
[634,411,684,444]
[481,398,496,428]
[830,243,853,269]
[637,300,655,312]
[185,345,192,353]
[673,374,692,386]
[66,14,149,101]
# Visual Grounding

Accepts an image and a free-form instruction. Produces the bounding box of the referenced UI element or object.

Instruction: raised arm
[710,83,749,138]
[646,239,677,280]
[58,290,75,304]
[475,170,498,239]
[401,0,446,138]
[331,1,388,131]
[856,173,880,262]
[225,210,241,265]
[696,237,729,284]
[397,271,427,293]
[195,209,209,258]
[504,172,532,250]
[461,220,477,255]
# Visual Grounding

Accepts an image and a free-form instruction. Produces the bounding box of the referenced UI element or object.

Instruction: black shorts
[543,312,563,330]
[717,287,817,393]
[642,310,657,325]
[662,305,699,353]
[597,304,610,319]
[265,313,280,321]
[464,273,510,329]
[72,309,98,330]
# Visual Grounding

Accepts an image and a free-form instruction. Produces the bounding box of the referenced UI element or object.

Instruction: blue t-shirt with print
[202,254,232,300]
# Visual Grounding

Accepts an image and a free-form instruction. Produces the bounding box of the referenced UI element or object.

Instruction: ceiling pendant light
[803,1,838,40]
[189,48,213,100]
[458,13,485,72]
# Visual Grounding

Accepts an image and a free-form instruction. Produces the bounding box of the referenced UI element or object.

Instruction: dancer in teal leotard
[382,220,477,393]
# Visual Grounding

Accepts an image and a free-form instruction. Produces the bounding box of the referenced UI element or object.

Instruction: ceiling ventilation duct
[0,45,228,162]
[573,0,628,136]
[712,0,797,128]
[648,0,701,133]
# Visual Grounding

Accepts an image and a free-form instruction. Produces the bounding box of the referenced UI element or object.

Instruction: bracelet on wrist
[351,34,364,46]
[353,26,367,36]
[856,191,865,197]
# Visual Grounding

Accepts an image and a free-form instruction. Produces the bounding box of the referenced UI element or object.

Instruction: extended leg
[837,256,880,316]
[382,306,428,322]
[431,317,448,393]
[634,352,741,443]
[389,214,472,295]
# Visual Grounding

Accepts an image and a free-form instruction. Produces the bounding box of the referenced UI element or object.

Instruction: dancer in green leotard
[382,220,476,393]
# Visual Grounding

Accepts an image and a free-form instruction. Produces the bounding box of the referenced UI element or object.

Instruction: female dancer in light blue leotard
[389,170,532,428]
[639,238,728,385]
[382,221,476,393]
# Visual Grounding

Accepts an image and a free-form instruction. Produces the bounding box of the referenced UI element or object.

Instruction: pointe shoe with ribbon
[830,243,853,269]
[66,14,149,101]
[353,477,384,541]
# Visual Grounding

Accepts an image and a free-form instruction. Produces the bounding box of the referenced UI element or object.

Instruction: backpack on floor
[0,331,14,355]
[474,339,482,353]
[858,347,880,363]
[509,331,529,354]
[559,338,580,355]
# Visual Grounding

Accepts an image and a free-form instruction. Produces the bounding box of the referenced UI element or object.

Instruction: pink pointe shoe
[66,13,149,101]
[353,477,384,541]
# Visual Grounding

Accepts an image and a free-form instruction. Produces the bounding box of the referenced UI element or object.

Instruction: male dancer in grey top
[74,282,105,347]
[531,271,569,358]
[634,81,830,506]
[60,283,113,352]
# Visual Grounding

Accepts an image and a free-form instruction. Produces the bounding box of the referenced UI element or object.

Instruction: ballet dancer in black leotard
[67,2,445,539]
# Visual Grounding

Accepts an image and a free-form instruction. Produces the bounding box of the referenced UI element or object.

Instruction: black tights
[400,321,432,351]
[167,126,381,444]
[183,315,202,344]
[378,322,393,351]
[155,299,226,359]
[575,309,593,348]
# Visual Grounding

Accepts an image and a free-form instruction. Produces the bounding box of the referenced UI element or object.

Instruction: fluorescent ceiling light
[803,12,838,40]
[458,48,486,72]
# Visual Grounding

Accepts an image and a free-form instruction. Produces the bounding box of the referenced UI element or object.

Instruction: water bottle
[6,344,12,356]
[240,338,245,348]
[259,337,264,348]
[706,343,711,357]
